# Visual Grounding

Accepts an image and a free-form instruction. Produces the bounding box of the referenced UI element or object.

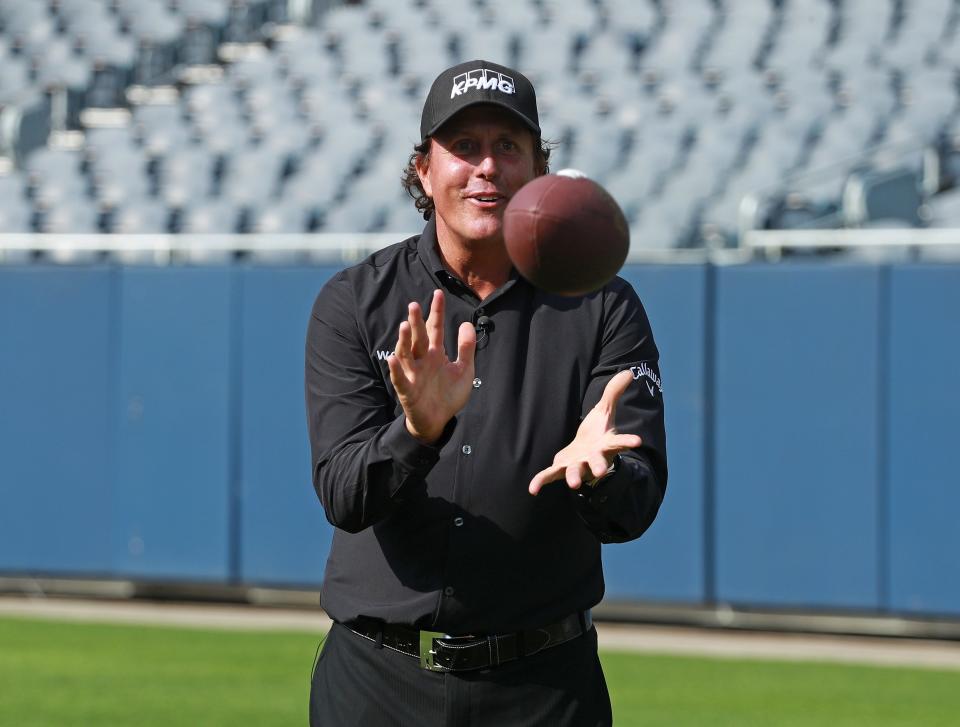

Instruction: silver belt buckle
[419,630,447,671]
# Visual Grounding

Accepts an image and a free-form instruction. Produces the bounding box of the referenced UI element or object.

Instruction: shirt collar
[416,214,447,279]
[415,213,526,303]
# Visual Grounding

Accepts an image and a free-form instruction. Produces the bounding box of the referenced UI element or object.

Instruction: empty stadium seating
[2,0,960,246]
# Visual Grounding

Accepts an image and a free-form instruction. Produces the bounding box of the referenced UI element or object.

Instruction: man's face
[416,105,539,249]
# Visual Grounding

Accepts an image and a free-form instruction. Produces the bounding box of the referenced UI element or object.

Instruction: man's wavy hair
[401,135,554,220]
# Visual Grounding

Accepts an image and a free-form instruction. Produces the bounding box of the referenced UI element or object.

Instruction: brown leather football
[503,172,629,296]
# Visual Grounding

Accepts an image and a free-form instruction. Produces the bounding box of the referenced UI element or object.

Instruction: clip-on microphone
[475,315,494,346]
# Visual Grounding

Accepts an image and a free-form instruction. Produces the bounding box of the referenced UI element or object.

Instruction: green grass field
[1,616,957,726]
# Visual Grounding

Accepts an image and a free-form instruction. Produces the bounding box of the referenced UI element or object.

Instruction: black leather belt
[344,610,592,672]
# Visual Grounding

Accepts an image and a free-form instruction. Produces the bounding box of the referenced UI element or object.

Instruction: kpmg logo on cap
[450,68,515,98]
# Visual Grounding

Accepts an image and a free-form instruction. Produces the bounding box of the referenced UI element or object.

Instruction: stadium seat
[320,156,403,233]
[0,175,33,232]
[520,24,579,77]
[383,197,427,236]
[577,31,644,91]
[220,146,287,205]
[157,144,218,202]
[568,122,629,180]
[176,0,229,66]
[541,0,598,32]
[249,200,311,234]
[135,103,186,132]
[925,186,960,226]
[24,147,87,206]
[763,0,833,74]
[632,201,687,250]
[490,1,542,31]
[397,33,452,80]
[282,148,346,213]
[194,118,251,156]
[895,68,958,140]
[802,110,879,175]
[110,199,172,233]
[648,0,716,69]
[37,199,101,233]
[180,198,241,233]
[602,0,658,38]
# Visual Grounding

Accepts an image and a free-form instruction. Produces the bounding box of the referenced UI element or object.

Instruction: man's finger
[395,322,421,382]
[528,465,565,495]
[588,454,610,479]
[395,321,413,363]
[609,433,643,451]
[600,369,636,407]
[426,289,445,351]
[565,462,589,489]
[386,352,409,393]
[456,321,476,369]
[408,302,427,358]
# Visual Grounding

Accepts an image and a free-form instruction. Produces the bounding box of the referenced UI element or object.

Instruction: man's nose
[476,151,498,177]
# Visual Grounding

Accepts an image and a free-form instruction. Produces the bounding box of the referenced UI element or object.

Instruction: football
[503,170,630,296]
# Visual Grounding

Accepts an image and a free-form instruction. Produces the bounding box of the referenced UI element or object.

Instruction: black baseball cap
[420,59,540,143]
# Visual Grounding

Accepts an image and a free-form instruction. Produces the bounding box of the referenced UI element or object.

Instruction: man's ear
[415,147,433,198]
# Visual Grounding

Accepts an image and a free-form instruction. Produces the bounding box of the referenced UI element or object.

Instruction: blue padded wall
[714,264,882,610]
[3,260,959,619]
[887,265,960,616]
[238,267,339,587]
[113,268,233,581]
[604,264,707,603]
[0,267,114,574]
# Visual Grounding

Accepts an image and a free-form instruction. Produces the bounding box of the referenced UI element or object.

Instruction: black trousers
[310,622,612,726]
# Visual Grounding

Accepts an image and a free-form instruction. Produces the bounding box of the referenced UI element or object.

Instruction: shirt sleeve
[570,277,669,543]
[305,271,453,533]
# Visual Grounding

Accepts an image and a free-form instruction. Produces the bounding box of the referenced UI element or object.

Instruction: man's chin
[436,211,506,247]
[464,223,505,246]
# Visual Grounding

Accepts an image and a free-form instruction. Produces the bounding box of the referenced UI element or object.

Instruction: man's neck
[436,233,512,301]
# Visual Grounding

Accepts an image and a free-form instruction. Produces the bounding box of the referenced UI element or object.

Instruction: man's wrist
[405,417,444,445]
[404,416,458,448]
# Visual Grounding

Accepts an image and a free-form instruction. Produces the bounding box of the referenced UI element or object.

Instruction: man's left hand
[528,370,642,496]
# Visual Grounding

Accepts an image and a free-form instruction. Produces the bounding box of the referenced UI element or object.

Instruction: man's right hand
[387,289,477,444]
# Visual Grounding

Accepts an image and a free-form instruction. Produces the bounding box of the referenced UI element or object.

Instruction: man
[305,59,667,726]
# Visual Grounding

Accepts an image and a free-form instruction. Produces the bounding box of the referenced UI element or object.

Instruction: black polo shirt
[305,216,667,635]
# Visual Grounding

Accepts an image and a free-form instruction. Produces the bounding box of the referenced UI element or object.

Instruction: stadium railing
[3,230,959,266]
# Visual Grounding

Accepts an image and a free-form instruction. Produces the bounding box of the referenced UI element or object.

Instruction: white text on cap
[451,68,516,99]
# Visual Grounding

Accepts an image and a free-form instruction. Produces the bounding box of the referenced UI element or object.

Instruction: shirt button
[472,378,482,388]
[444,586,455,596]
[453,517,464,527]
[461,444,472,455]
